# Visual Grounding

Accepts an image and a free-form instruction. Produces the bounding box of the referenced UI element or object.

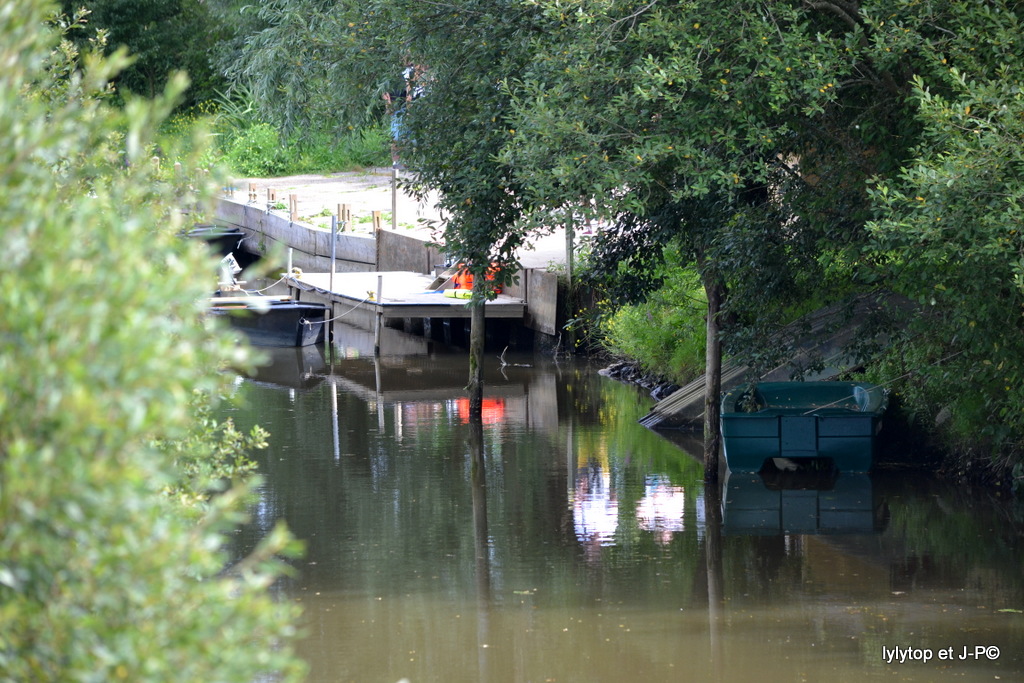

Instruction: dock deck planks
[284,271,525,320]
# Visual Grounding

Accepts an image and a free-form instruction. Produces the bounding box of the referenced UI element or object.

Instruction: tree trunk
[702,271,725,487]
[466,273,487,419]
[703,480,724,676]
[564,212,575,351]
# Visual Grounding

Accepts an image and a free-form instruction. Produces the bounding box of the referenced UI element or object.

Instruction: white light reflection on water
[636,475,686,538]
[572,462,619,547]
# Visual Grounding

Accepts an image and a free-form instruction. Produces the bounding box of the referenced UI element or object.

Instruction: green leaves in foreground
[0,3,304,681]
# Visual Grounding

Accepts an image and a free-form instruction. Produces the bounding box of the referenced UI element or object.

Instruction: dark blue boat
[210,296,328,347]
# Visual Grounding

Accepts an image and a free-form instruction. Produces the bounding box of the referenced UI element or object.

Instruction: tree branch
[804,0,860,31]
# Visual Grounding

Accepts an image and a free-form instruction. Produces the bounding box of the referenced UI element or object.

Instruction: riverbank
[598,360,680,401]
[222,173,1021,495]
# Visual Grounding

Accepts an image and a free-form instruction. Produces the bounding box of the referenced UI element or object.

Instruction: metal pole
[374,274,383,356]
[330,215,339,355]
[391,165,398,231]
[330,215,337,293]
[331,378,340,461]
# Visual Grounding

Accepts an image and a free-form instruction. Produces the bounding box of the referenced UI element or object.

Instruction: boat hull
[211,300,328,347]
[720,382,887,473]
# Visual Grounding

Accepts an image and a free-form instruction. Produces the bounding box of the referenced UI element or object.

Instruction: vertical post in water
[331,378,340,461]
[330,216,337,292]
[329,215,338,356]
[564,211,575,352]
[391,165,398,231]
[374,274,383,356]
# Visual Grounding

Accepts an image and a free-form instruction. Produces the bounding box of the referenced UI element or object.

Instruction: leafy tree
[499,0,897,478]
[506,0,1024,474]
[0,4,304,680]
[864,1,1024,462]
[222,0,376,134]
[229,0,547,410]
[61,0,227,105]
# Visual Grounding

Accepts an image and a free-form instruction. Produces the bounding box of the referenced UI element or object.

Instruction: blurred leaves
[0,4,304,681]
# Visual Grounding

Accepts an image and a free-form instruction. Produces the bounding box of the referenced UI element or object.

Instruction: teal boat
[720,381,888,473]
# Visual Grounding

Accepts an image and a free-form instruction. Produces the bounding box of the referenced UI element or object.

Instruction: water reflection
[572,460,618,548]
[723,470,884,535]
[637,476,687,537]
[224,334,1024,683]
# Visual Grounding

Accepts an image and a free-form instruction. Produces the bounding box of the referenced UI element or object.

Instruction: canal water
[224,325,1024,683]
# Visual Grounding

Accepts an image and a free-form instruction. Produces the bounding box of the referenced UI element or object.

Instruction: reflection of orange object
[455,397,506,424]
[452,262,502,294]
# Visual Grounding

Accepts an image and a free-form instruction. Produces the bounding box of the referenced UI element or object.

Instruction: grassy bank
[158,97,390,177]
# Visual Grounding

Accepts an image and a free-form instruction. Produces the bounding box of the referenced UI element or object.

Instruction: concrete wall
[523,269,560,336]
[376,229,444,274]
[215,199,376,272]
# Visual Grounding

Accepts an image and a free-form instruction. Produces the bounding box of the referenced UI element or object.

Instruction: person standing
[383,63,425,165]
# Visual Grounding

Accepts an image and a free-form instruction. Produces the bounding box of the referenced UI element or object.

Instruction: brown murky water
[225,325,1024,683]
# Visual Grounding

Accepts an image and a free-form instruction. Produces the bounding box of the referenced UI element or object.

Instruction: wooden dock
[284,270,525,320]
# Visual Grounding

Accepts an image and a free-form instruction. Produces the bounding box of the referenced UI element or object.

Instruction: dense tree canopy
[60,0,228,105]
[497,0,1024,466]
[864,3,1024,455]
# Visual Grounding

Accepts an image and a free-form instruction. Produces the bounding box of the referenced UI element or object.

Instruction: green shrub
[601,267,707,383]
[279,126,391,174]
[0,7,304,681]
[337,124,390,168]
[161,91,391,176]
[224,122,287,176]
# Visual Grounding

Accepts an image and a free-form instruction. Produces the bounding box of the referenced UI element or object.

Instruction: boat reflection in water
[246,345,327,390]
[722,461,887,535]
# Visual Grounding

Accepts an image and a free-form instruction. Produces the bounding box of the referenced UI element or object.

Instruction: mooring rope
[795,349,965,415]
[241,275,288,294]
[300,294,374,328]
